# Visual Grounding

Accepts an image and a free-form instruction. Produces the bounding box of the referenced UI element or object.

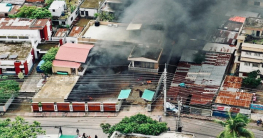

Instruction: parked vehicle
[36,60,45,73]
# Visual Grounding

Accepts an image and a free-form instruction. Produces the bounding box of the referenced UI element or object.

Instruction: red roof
[53,60,81,68]
[55,43,94,63]
[0,18,49,30]
[229,16,246,23]
[215,91,253,108]
[190,93,214,105]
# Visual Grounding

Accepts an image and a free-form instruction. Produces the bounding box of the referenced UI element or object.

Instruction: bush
[100,114,167,138]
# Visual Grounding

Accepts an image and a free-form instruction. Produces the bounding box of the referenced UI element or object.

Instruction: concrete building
[2,0,25,5]
[49,0,80,26]
[233,17,263,77]
[0,18,52,59]
[79,0,103,18]
[52,43,93,75]
[0,43,34,75]
[128,44,162,74]
[52,28,68,44]
[0,3,21,17]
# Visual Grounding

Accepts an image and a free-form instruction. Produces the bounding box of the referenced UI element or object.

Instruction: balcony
[128,62,158,73]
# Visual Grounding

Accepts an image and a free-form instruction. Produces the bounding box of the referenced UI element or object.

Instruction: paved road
[20,116,263,138]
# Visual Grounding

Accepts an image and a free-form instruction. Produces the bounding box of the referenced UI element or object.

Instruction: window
[71,41,75,43]
[8,36,17,39]
[19,36,29,39]
[6,68,15,71]
[62,21,65,25]
[52,9,55,12]
[255,53,261,56]
[0,36,6,38]
[75,10,78,15]
[252,63,259,67]
[244,62,250,66]
[246,52,252,55]
[71,17,73,21]
[81,11,84,15]
[4,13,8,17]
[254,1,260,6]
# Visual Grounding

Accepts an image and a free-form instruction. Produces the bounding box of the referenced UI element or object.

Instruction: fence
[32,102,120,112]
[0,95,14,112]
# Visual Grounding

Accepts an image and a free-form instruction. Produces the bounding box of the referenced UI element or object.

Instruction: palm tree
[214,112,254,138]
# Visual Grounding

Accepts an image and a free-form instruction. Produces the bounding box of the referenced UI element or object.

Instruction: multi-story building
[0,18,52,59]
[49,0,79,26]
[79,0,103,18]
[234,17,263,77]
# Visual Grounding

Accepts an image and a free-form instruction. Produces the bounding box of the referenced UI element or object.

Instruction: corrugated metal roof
[55,43,94,63]
[215,91,253,108]
[53,60,81,68]
[229,16,246,23]
[0,18,48,30]
[68,26,84,37]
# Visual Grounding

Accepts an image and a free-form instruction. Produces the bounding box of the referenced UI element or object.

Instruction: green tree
[40,47,59,74]
[45,0,54,9]
[95,12,115,22]
[12,6,51,19]
[193,50,206,64]
[0,80,20,104]
[100,114,167,138]
[242,70,261,88]
[0,116,45,138]
[214,112,254,138]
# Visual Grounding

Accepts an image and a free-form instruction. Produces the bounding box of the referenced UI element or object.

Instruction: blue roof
[141,89,155,101]
[118,89,131,99]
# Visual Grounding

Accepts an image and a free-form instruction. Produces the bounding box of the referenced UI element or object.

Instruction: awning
[118,89,131,99]
[126,23,142,30]
[141,89,155,101]
[53,60,81,68]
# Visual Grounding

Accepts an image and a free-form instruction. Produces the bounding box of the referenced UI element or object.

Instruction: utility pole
[176,97,183,132]
[163,63,167,116]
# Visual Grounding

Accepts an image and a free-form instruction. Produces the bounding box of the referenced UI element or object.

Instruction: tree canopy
[0,80,20,104]
[9,6,51,19]
[100,114,167,138]
[242,70,261,88]
[40,47,59,74]
[214,112,254,138]
[95,12,115,22]
[0,116,45,138]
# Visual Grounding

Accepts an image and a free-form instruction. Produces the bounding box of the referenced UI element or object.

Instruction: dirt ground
[3,99,31,117]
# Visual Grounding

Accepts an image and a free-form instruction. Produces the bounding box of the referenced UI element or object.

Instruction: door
[256,31,260,36]
[85,11,89,17]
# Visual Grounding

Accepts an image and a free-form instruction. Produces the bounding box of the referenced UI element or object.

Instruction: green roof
[141,89,155,101]
[60,135,78,138]
[118,89,131,99]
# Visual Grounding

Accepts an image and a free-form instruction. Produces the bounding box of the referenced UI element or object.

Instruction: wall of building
[66,37,78,44]
[65,8,79,26]
[0,29,41,43]
[52,66,72,74]
[49,6,64,17]
[79,8,97,18]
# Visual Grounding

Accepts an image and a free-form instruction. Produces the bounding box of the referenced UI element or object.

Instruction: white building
[49,0,80,26]
[48,1,66,17]
[79,0,103,18]
[0,43,34,75]
[0,18,52,59]
[234,17,263,77]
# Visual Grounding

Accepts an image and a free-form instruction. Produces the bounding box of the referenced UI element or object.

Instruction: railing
[128,62,158,73]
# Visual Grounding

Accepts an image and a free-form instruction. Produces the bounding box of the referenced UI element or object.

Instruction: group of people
[76,129,98,138]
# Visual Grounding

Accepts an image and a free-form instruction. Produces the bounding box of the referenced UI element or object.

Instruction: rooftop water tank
[95,21,100,27]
